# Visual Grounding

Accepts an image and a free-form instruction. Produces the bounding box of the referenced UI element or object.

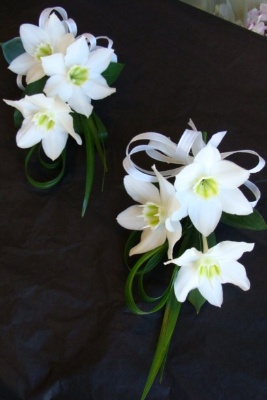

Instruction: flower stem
[202,235,209,253]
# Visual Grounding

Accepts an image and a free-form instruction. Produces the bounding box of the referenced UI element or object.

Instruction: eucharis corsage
[1,6,124,216]
[117,120,266,399]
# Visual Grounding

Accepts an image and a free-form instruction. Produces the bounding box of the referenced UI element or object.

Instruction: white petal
[188,196,222,236]
[167,247,202,267]
[16,119,44,148]
[117,206,145,230]
[26,63,46,84]
[194,145,221,172]
[208,241,254,261]
[123,175,160,204]
[152,165,176,208]
[44,75,72,101]
[8,52,36,75]
[220,188,253,215]
[87,48,114,74]
[174,266,199,302]
[67,87,93,117]
[220,260,250,290]
[26,93,54,109]
[166,226,182,259]
[56,112,82,145]
[175,163,202,192]
[64,36,89,67]
[45,13,65,42]
[83,80,115,100]
[199,278,223,307]
[41,128,68,161]
[130,225,166,256]
[20,24,47,56]
[41,53,66,76]
[213,160,249,188]
[4,98,32,118]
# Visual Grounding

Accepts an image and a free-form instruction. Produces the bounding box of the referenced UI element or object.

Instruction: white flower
[174,144,253,236]
[41,36,116,117]
[165,241,254,307]
[117,166,186,258]
[8,13,75,84]
[4,93,82,161]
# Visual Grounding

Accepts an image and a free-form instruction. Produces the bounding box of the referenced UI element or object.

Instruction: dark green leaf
[141,289,181,400]
[24,77,47,95]
[25,145,66,189]
[1,37,25,64]
[188,289,206,313]
[102,62,125,85]
[221,210,267,231]
[14,109,23,129]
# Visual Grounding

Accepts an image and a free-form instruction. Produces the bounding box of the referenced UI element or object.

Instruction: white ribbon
[39,7,77,36]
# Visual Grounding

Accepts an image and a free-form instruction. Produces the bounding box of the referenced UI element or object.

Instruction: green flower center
[67,65,89,86]
[33,110,55,131]
[193,176,219,199]
[34,42,53,60]
[198,256,221,279]
[141,202,165,229]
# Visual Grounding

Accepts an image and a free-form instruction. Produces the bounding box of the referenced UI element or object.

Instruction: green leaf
[187,289,206,313]
[25,144,66,189]
[221,210,267,231]
[102,62,125,85]
[80,115,95,217]
[141,289,181,400]
[24,77,47,95]
[1,37,25,64]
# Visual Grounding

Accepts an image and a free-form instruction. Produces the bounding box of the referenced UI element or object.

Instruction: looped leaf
[25,144,66,189]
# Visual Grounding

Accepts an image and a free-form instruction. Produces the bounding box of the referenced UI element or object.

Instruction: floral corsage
[1,6,124,216]
[117,120,266,399]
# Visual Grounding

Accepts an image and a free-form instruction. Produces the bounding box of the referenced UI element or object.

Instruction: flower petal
[174,266,199,302]
[16,119,44,148]
[194,144,221,172]
[67,87,93,117]
[188,196,222,236]
[87,47,114,74]
[41,128,68,161]
[220,260,250,290]
[44,75,73,102]
[20,24,47,56]
[199,278,223,307]
[64,36,89,67]
[175,163,202,191]
[56,111,82,145]
[45,13,66,43]
[123,175,161,205]
[117,205,145,230]
[208,241,254,261]
[83,80,116,100]
[8,52,36,75]
[220,188,253,215]
[166,225,182,259]
[129,225,166,256]
[41,53,66,76]
[213,160,249,188]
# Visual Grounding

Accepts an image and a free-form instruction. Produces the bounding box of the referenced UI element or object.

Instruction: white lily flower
[165,241,254,307]
[4,94,82,161]
[174,144,253,236]
[117,166,186,258]
[8,13,75,84]
[42,36,116,117]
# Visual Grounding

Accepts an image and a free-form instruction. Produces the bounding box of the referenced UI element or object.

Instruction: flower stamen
[34,42,53,60]
[33,110,55,131]
[193,176,219,199]
[67,65,89,86]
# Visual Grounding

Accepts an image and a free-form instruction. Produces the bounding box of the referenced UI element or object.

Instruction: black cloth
[0,1,267,399]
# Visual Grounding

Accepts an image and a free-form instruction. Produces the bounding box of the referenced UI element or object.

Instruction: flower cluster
[117,121,266,399]
[1,7,123,215]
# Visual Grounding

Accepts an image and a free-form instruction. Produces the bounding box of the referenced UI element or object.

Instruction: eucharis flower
[165,241,254,307]
[41,36,116,117]
[8,13,75,84]
[117,166,186,258]
[174,143,253,236]
[4,93,82,161]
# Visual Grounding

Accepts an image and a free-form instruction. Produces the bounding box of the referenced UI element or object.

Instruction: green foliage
[102,62,125,85]
[1,37,24,64]
[221,210,267,230]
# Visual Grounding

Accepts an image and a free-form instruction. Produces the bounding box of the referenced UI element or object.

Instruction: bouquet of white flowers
[1,6,124,216]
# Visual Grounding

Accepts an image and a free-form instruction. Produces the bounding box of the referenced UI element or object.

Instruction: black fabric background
[0,1,267,399]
